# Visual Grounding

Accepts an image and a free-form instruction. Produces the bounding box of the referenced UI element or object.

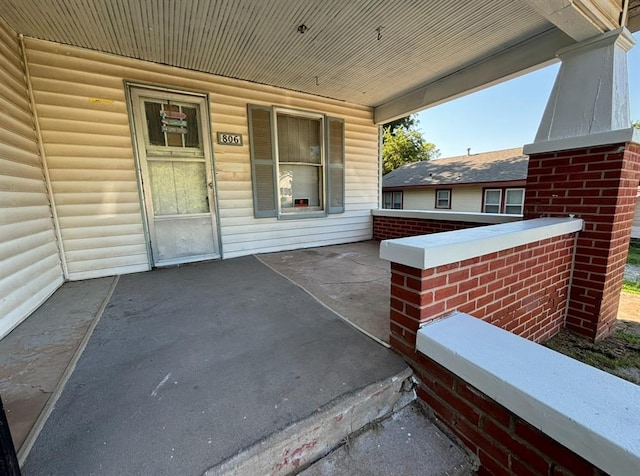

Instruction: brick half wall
[389,233,576,356]
[374,215,483,240]
[416,354,602,476]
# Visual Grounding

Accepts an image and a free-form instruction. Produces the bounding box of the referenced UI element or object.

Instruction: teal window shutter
[326,117,345,214]
[248,105,277,217]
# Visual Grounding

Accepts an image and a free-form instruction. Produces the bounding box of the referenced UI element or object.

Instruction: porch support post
[524,27,640,341]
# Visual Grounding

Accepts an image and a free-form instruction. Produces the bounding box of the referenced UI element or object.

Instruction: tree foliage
[633,120,640,129]
[381,115,439,175]
[383,116,416,136]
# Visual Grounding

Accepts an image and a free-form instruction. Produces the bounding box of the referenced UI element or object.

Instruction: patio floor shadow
[21,255,407,475]
[258,240,390,344]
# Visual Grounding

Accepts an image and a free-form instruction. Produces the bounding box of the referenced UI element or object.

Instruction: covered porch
[1,242,476,474]
[2,1,640,474]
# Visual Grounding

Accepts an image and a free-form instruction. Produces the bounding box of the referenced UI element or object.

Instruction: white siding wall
[0,22,63,338]
[403,189,435,210]
[403,187,483,212]
[450,187,483,212]
[25,38,378,269]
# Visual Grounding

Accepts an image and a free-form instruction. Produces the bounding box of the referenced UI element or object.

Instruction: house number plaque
[217,132,243,146]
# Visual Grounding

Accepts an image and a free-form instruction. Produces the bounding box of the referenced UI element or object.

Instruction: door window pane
[145,102,165,146]
[149,161,209,215]
[144,101,201,149]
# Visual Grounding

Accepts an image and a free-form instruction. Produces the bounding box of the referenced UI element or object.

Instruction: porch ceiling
[0,1,635,122]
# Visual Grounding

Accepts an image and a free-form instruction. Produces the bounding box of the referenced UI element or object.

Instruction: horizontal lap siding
[25,38,378,265]
[0,21,63,338]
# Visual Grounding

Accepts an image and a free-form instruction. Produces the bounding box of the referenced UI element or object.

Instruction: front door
[130,87,219,266]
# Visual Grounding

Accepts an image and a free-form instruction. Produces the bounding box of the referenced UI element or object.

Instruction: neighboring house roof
[383,147,528,189]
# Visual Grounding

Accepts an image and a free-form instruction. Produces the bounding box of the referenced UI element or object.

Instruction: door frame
[124,81,223,266]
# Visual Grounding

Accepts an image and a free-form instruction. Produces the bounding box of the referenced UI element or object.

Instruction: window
[383,191,403,209]
[248,105,344,218]
[483,188,525,214]
[435,189,451,209]
[505,188,525,215]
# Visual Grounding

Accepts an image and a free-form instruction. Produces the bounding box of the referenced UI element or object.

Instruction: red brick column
[524,143,640,340]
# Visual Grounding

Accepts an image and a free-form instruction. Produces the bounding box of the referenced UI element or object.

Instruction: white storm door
[131,87,219,266]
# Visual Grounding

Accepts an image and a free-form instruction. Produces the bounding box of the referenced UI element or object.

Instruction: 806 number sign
[217,132,243,146]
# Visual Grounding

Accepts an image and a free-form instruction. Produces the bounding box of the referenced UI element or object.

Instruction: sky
[416,33,640,159]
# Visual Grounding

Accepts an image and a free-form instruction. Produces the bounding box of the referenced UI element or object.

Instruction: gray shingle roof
[382,147,528,189]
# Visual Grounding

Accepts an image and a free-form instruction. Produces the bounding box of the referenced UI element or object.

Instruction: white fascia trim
[372,209,522,225]
[379,217,583,270]
[524,128,639,155]
[416,313,640,476]
[374,29,572,124]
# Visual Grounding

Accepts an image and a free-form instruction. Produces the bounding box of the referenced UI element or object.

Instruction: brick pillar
[524,143,640,340]
[389,263,439,360]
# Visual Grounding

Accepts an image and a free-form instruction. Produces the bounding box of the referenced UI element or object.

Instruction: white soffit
[0,0,557,111]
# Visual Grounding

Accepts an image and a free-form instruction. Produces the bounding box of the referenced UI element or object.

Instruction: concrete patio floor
[0,245,408,474]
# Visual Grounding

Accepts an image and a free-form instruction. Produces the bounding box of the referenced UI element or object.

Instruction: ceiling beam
[523,1,621,41]
[374,28,574,125]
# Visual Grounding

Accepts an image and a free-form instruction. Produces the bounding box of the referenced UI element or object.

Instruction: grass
[622,281,640,294]
[623,241,640,294]
[541,241,640,385]
[544,325,640,385]
[627,241,640,266]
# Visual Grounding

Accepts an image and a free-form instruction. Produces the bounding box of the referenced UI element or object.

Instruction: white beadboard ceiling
[0,0,606,114]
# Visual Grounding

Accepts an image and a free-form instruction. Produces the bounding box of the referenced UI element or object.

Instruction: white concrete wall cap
[379,217,583,270]
[371,209,522,225]
[524,128,638,155]
[417,313,640,476]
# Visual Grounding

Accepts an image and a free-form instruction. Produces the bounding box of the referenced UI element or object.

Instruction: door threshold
[154,254,221,268]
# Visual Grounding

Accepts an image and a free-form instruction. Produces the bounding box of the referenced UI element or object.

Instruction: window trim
[483,188,503,214]
[504,188,525,215]
[382,191,403,209]
[248,104,345,219]
[482,187,525,214]
[435,188,451,209]
[273,108,325,218]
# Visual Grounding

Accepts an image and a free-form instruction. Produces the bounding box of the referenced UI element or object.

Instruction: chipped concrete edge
[203,367,415,476]
[17,275,120,465]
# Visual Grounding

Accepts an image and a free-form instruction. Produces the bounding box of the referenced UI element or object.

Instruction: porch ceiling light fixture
[297,24,308,34]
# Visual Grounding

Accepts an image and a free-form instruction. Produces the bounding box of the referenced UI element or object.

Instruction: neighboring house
[383,147,640,238]
[382,148,528,215]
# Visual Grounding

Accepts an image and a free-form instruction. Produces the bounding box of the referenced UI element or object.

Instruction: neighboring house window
[483,189,502,213]
[247,105,345,218]
[504,188,525,214]
[435,189,451,209]
[383,191,403,209]
[483,188,525,214]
